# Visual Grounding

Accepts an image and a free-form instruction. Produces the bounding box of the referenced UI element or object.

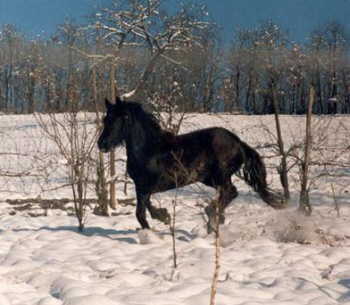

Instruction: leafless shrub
[331,183,341,218]
[170,196,178,269]
[36,111,99,231]
[293,116,349,208]
[168,154,222,304]
[209,191,221,305]
[258,106,349,215]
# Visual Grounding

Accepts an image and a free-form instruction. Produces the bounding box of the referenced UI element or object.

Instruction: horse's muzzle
[97,139,110,153]
[99,147,110,153]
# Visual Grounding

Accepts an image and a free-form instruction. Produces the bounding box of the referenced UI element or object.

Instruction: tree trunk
[92,63,109,216]
[109,61,117,210]
[271,79,290,200]
[299,86,314,216]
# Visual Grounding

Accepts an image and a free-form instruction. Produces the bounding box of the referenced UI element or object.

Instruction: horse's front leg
[136,193,151,230]
[136,192,170,229]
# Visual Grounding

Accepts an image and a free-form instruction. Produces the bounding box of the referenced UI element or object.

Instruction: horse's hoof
[205,206,216,234]
[204,205,215,217]
[156,208,171,225]
[219,214,225,224]
[205,206,225,224]
[207,223,214,234]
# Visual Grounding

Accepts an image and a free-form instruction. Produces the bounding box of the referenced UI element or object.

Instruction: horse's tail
[240,141,286,209]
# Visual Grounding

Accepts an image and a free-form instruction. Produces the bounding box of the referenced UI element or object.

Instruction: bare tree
[299,86,314,215]
[36,111,99,231]
[271,81,290,200]
[0,24,25,112]
[261,21,290,200]
[92,62,110,216]
[109,60,117,209]
[90,0,213,101]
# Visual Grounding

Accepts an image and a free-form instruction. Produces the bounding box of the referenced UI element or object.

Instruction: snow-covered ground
[0,112,350,305]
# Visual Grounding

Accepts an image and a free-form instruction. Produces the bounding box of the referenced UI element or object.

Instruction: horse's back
[174,126,244,173]
[176,127,241,152]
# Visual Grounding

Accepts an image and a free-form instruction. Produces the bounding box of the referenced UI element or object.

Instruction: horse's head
[98,97,126,153]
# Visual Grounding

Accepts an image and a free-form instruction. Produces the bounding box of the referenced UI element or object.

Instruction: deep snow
[0,112,349,305]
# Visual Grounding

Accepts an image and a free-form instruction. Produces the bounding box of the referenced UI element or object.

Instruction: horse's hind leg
[143,194,170,225]
[218,182,238,222]
[204,179,238,232]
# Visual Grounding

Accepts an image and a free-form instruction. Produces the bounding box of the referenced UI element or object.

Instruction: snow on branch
[88,0,213,100]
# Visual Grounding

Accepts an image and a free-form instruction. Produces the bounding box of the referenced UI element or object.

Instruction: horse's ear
[105,98,113,112]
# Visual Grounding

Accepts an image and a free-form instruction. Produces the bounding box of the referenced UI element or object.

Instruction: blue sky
[0,0,104,37]
[0,0,350,42]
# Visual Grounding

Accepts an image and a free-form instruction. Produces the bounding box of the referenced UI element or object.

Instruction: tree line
[0,0,349,115]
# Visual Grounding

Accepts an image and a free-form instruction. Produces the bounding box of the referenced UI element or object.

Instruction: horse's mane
[123,101,174,141]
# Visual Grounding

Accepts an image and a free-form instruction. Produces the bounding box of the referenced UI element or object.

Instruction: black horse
[98,97,286,231]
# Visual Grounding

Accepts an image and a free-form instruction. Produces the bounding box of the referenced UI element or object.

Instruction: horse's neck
[124,118,155,166]
[125,119,145,149]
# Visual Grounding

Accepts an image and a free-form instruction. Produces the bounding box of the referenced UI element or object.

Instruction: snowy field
[0,112,350,305]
